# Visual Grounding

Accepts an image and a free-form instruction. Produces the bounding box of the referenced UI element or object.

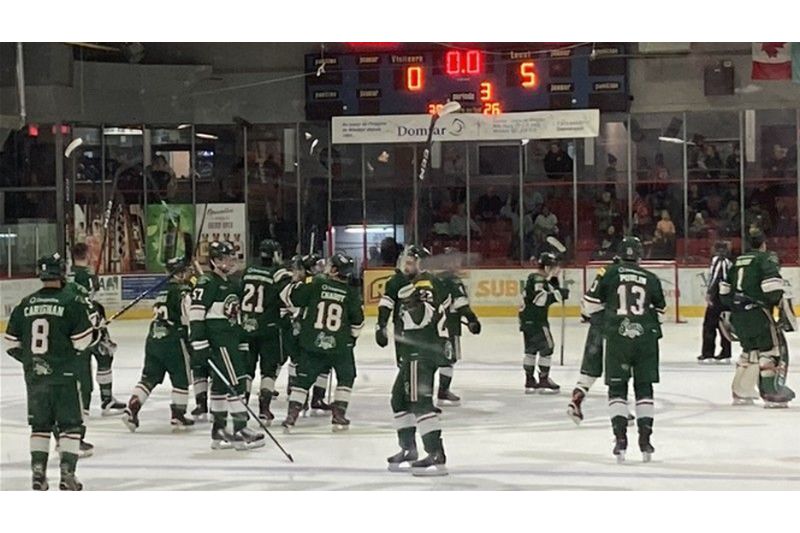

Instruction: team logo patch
[32,357,53,376]
[314,331,337,350]
[222,294,241,324]
[618,318,645,339]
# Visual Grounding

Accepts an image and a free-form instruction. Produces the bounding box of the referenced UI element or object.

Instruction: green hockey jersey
[189,271,242,353]
[240,264,292,335]
[583,262,666,340]
[377,269,410,328]
[4,285,94,382]
[68,265,99,300]
[282,274,364,355]
[519,272,560,331]
[438,270,477,337]
[720,250,783,309]
[150,280,191,340]
[397,297,449,363]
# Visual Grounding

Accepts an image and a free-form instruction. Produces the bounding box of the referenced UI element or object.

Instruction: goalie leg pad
[732,357,759,400]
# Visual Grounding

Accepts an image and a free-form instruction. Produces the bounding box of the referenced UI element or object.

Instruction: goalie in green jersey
[583,237,666,463]
[4,253,94,490]
[123,256,195,432]
[280,252,364,432]
[719,229,795,407]
[190,241,265,450]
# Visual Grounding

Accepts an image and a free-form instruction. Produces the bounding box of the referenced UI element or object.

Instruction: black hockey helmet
[403,244,430,260]
[38,253,66,282]
[713,240,730,256]
[259,239,281,264]
[618,236,643,263]
[303,253,324,274]
[166,255,188,275]
[536,251,558,268]
[329,252,355,279]
[208,240,234,260]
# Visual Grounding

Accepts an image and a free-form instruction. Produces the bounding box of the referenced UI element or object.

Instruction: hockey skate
[123,398,141,432]
[696,354,714,364]
[437,388,461,407]
[59,472,83,491]
[101,397,126,417]
[613,435,628,464]
[282,402,303,433]
[534,374,560,394]
[387,448,418,472]
[210,428,234,450]
[231,427,265,451]
[170,406,195,430]
[762,392,793,409]
[258,394,275,425]
[567,389,585,425]
[331,405,350,432]
[411,450,448,477]
[79,440,94,458]
[191,393,209,422]
[309,386,333,416]
[639,433,655,463]
[32,465,48,491]
[732,392,756,406]
[713,354,732,364]
[525,375,537,394]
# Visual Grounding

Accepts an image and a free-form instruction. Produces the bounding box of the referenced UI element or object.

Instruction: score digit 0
[407,66,423,91]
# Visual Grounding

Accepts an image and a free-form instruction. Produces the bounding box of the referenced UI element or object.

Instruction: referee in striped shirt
[699,240,733,363]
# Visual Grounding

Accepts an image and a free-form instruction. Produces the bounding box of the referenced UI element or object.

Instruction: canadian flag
[752,42,792,80]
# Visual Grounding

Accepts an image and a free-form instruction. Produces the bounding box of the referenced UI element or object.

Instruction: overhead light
[0,233,18,239]
[658,136,695,145]
[103,127,143,136]
[344,226,393,234]
[195,133,219,140]
[177,124,191,130]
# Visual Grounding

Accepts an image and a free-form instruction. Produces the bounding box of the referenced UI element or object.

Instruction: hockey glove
[467,318,482,335]
[375,325,389,348]
[559,287,570,300]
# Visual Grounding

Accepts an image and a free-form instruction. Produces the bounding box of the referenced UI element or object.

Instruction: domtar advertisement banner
[332,109,600,145]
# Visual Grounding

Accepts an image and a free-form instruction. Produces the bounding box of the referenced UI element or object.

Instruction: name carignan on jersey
[24,304,65,317]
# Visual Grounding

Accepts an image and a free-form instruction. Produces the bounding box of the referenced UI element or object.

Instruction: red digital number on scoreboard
[406,66,423,91]
[520,61,538,88]
[445,50,483,76]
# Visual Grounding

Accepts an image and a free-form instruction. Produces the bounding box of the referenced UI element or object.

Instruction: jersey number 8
[314,301,343,332]
[31,318,49,354]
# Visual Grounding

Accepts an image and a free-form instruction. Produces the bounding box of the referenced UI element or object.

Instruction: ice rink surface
[2,317,799,490]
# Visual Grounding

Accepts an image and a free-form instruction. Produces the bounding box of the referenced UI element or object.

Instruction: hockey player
[698,240,732,363]
[568,256,637,425]
[4,253,94,490]
[436,248,481,406]
[123,256,194,432]
[69,243,125,415]
[190,241,265,450]
[519,252,568,394]
[386,284,451,476]
[583,236,665,462]
[240,239,291,423]
[720,230,795,407]
[280,252,364,432]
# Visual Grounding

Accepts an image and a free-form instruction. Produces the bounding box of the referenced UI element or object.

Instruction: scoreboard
[305,43,629,120]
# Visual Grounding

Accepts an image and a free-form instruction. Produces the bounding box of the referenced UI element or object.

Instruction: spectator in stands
[745,200,772,234]
[703,144,723,179]
[449,202,481,237]
[656,210,676,240]
[773,197,795,237]
[688,183,708,219]
[604,154,619,182]
[533,204,559,243]
[544,142,573,180]
[443,145,465,176]
[726,144,741,179]
[636,156,651,182]
[433,196,455,224]
[475,186,504,221]
[632,188,654,238]
[650,228,674,260]
[764,143,790,178]
[689,212,710,238]
[594,224,621,260]
[594,190,619,234]
[379,237,402,266]
[720,200,740,237]
[501,196,534,260]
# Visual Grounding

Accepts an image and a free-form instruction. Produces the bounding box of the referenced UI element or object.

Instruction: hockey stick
[103,233,194,326]
[545,236,568,366]
[94,168,122,273]
[193,202,209,274]
[207,359,295,463]
[418,101,461,181]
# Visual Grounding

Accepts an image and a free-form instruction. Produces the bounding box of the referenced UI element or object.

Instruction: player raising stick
[582,237,665,462]
[519,252,568,394]
[123,256,195,432]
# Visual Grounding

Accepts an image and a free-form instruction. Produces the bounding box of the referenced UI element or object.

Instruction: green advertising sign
[145,203,195,272]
